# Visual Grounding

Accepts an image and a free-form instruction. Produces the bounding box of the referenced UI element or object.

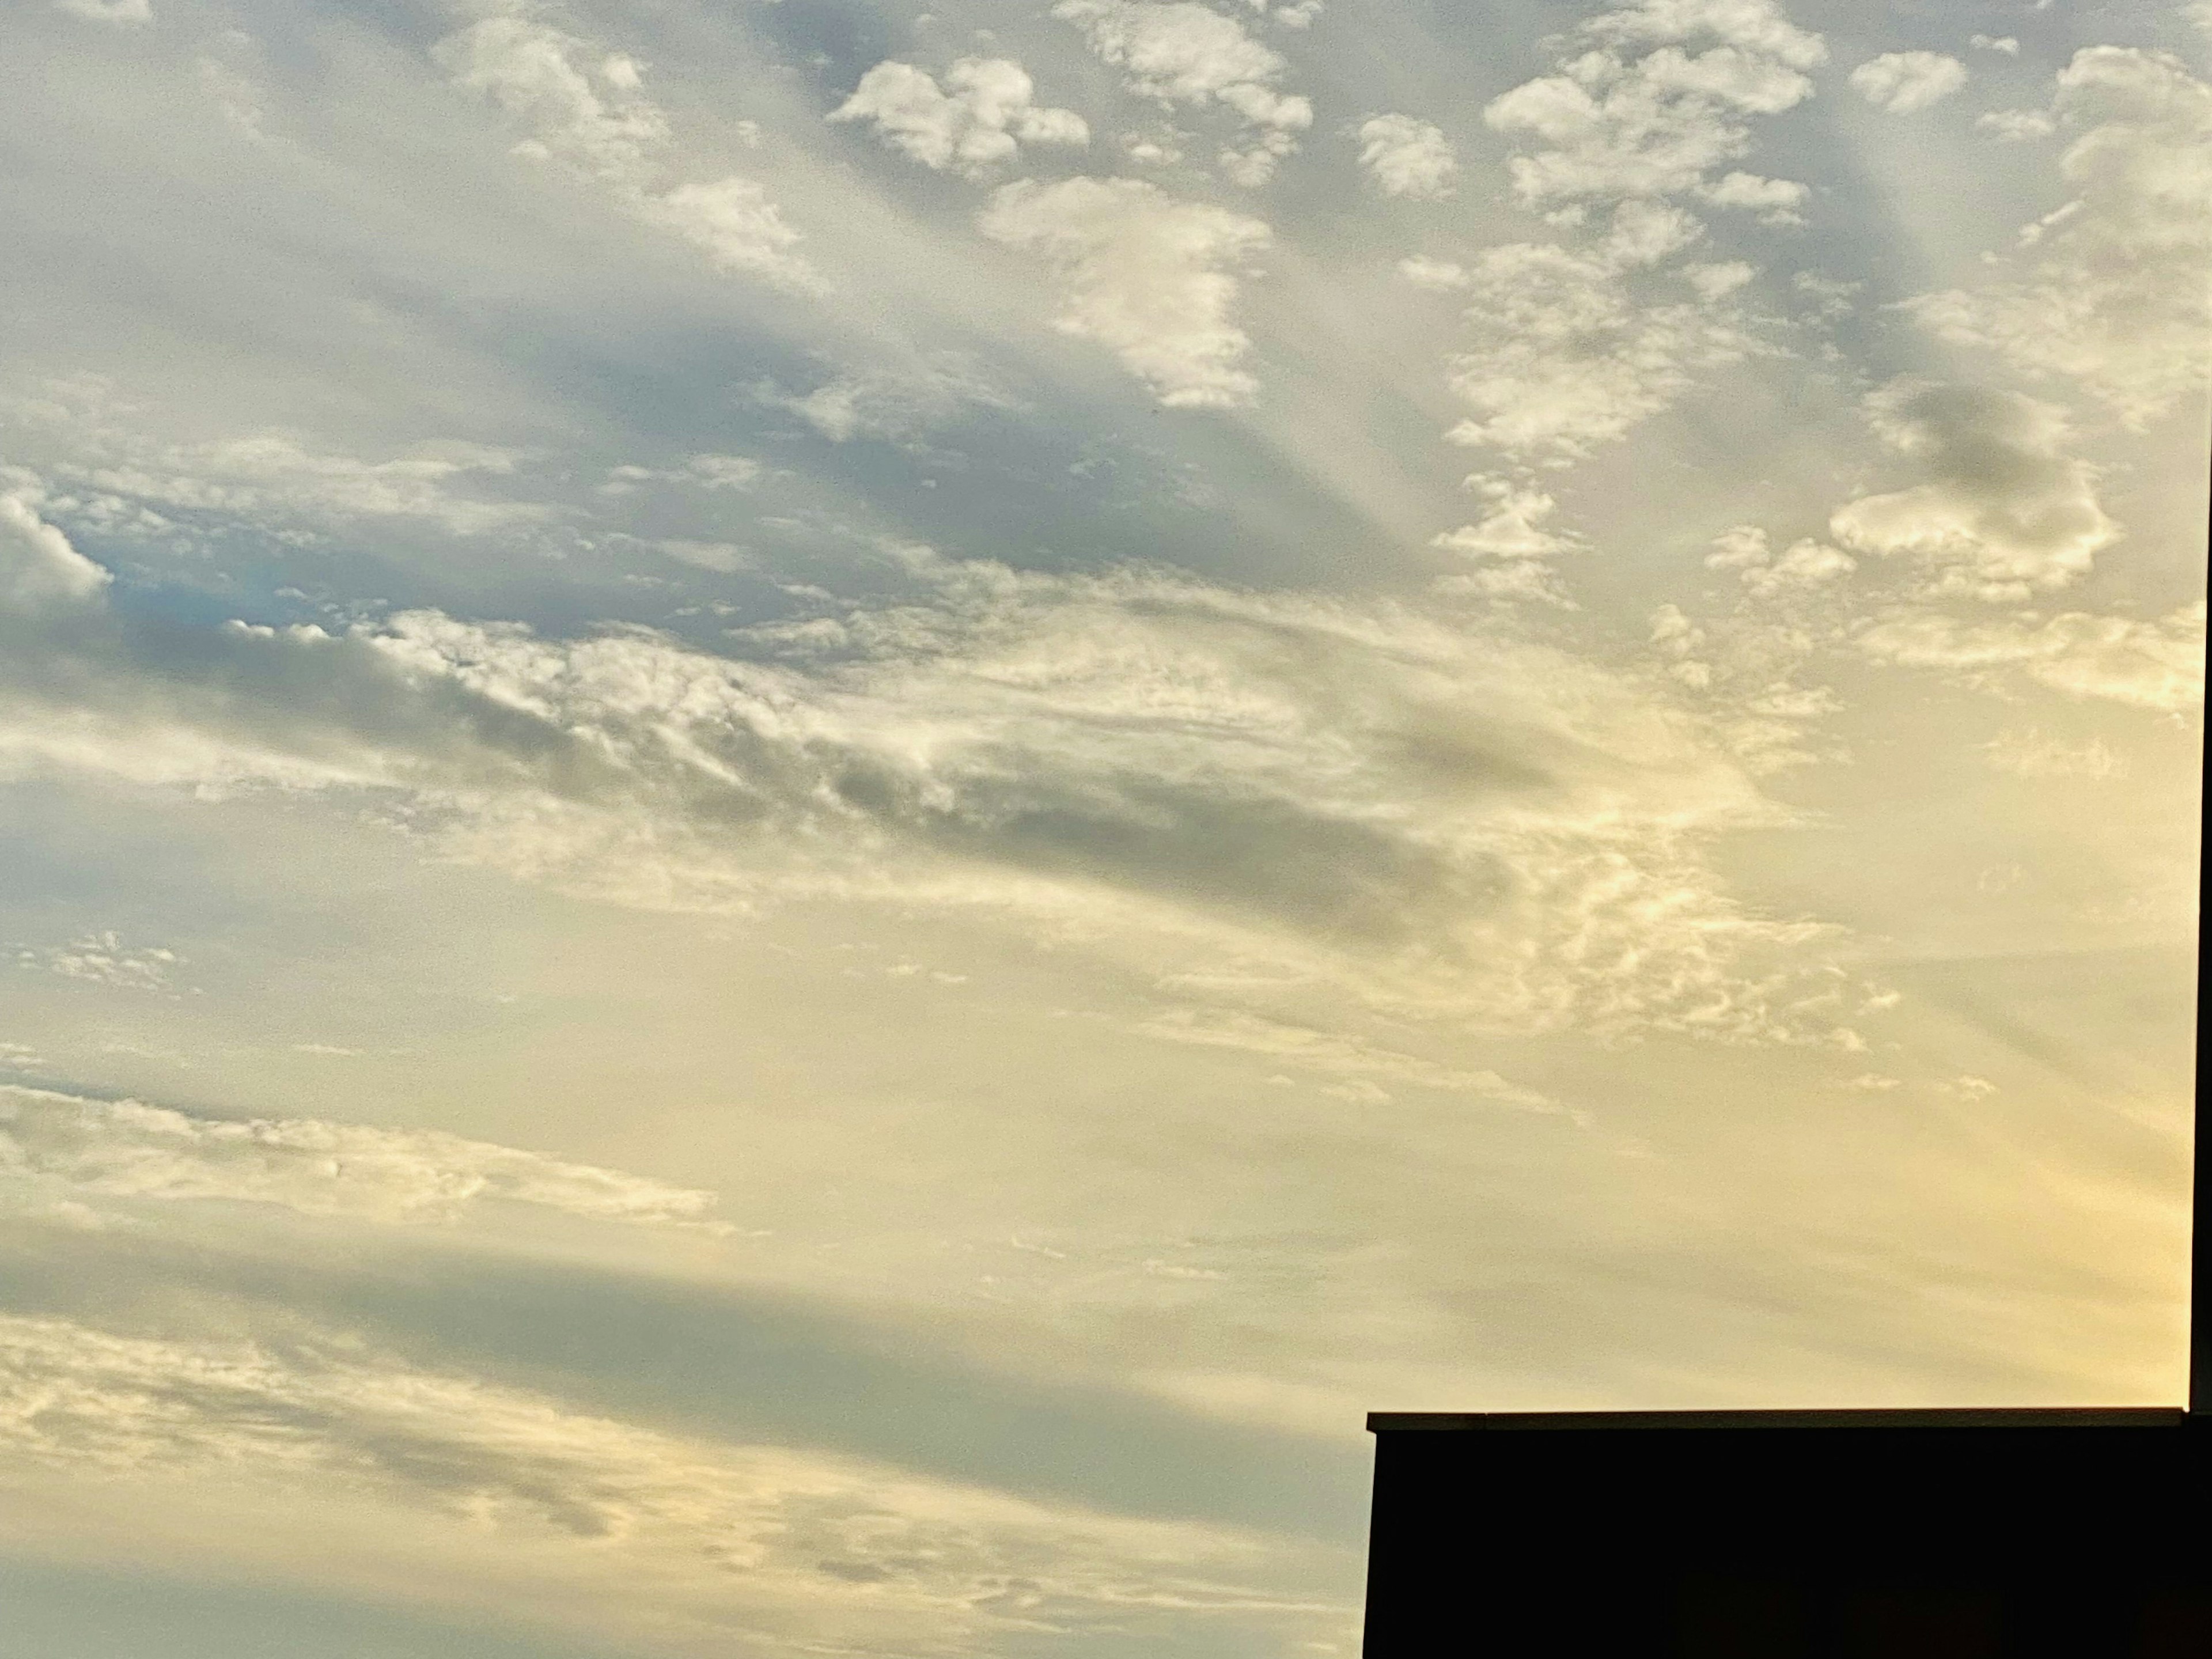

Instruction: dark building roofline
[1369,1407,2187,1433]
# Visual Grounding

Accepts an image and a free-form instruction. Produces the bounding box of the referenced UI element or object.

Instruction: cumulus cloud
[1855,602,2205,711]
[1976,108,2056,142]
[831,58,1088,178]
[1848,52,1967,114]
[1441,240,1761,460]
[1903,48,2212,426]
[0,485,111,608]
[1431,476,1584,604]
[1440,2,1807,463]
[978,177,1271,406]
[433,13,817,290]
[1395,254,1468,291]
[1052,0,1312,182]
[1828,382,2118,601]
[0,1084,728,1230]
[1354,114,1457,199]
[0,1314,1346,1656]
[1706,525,1855,594]
[21,933,182,991]
[1481,0,1821,207]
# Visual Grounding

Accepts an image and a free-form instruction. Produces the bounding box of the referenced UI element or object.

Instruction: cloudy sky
[0,0,2206,1653]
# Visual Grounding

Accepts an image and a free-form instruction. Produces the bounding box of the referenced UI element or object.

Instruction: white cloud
[1683,259,1756,301]
[831,58,1088,178]
[1828,381,2118,601]
[13,423,550,539]
[1902,47,2212,426]
[1970,35,2020,56]
[0,1084,729,1230]
[654,539,749,573]
[600,455,761,495]
[978,177,1271,407]
[1849,52,1968,114]
[1441,2,1802,462]
[1976,108,2056,142]
[1578,0,1826,70]
[22,933,182,991]
[0,486,111,609]
[1053,0,1312,181]
[1441,241,1761,460]
[1708,527,1855,595]
[1354,114,1457,199]
[433,14,817,291]
[1482,0,1823,208]
[1698,169,1806,222]
[1395,254,1468,291]
[52,0,151,21]
[1431,476,1583,603]
[1601,198,1706,266]
[767,359,1015,442]
[1855,602,2205,711]
[1435,478,1584,561]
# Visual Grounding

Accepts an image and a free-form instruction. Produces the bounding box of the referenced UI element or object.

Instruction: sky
[0,0,2206,1653]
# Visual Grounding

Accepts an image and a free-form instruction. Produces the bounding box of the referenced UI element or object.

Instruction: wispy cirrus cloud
[0,1084,728,1232]
[0,1312,1353,1658]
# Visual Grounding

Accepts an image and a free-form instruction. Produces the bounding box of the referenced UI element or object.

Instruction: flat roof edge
[1366,1407,2190,1433]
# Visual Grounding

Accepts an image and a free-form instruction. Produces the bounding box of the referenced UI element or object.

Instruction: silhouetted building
[1364,1405,2209,1655]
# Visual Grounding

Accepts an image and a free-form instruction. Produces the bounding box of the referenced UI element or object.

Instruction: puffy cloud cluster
[978,176,1271,407]
[831,58,1088,178]
[1903,48,2212,427]
[0,1085,729,1230]
[1354,114,1457,199]
[433,12,816,290]
[1481,0,1822,211]
[1432,1,1813,464]
[1848,51,1967,114]
[0,1313,1344,1656]
[1855,603,2205,713]
[22,932,182,991]
[1,484,110,608]
[1828,381,2118,601]
[1052,0,1313,183]
[1437,236,1761,460]
[1431,476,1584,603]
[1705,525,1855,596]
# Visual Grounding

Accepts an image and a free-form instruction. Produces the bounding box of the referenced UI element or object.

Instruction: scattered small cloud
[831,58,1088,178]
[1354,114,1456,199]
[1850,52,1968,114]
[20,933,183,993]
